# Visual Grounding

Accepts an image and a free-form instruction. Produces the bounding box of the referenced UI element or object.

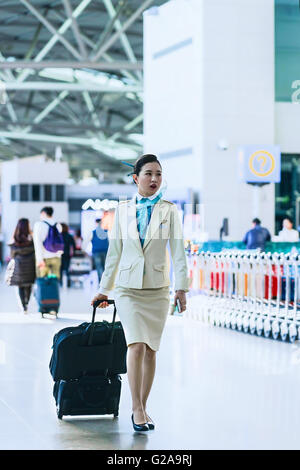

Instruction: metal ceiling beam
[0,0,145,169]
[19,0,82,61]
[24,7,47,60]
[62,0,88,59]
[93,0,126,53]
[0,131,141,151]
[21,90,69,133]
[0,60,143,70]
[5,97,73,123]
[51,10,142,85]
[0,121,140,132]
[17,0,93,83]
[4,82,142,92]
[82,91,102,128]
[92,0,154,62]
[111,112,143,141]
[102,0,142,81]
[33,90,69,124]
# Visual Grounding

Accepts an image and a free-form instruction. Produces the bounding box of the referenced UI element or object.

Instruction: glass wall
[275,154,300,233]
[275,0,300,102]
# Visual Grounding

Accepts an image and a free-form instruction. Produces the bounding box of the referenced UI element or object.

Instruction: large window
[20,184,29,201]
[10,184,66,202]
[275,1,300,102]
[44,184,52,201]
[55,185,65,202]
[32,185,40,201]
[11,185,17,201]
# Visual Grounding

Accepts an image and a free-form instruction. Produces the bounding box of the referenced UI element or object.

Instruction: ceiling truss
[0,0,166,179]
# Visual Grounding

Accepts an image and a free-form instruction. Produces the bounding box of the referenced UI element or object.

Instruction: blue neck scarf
[136,192,162,246]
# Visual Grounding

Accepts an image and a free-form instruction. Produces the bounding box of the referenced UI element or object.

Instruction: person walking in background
[83,218,109,284]
[92,154,189,432]
[74,228,83,253]
[60,223,76,287]
[243,218,271,251]
[5,218,35,314]
[33,206,64,279]
[277,217,299,242]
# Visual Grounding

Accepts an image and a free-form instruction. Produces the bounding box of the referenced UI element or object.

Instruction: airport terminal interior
[1,0,300,451]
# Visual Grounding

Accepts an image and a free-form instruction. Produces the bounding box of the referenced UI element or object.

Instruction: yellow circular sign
[249,150,275,177]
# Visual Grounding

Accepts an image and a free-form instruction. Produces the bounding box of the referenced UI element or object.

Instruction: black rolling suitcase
[49,300,127,419]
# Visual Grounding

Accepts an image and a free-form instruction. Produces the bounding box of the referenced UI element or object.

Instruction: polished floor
[1,275,300,450]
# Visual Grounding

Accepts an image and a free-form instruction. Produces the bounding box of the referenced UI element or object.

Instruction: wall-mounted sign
[81,198,119,211]
[238,145,281,183]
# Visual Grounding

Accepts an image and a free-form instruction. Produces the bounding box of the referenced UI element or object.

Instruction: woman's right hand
[91,293,109,309]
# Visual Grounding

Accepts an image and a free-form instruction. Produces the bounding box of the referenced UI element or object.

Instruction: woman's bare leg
[141,345,156,420]
[127,342,147,424]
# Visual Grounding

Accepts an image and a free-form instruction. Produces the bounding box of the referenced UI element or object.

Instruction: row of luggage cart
[186,250,300,343]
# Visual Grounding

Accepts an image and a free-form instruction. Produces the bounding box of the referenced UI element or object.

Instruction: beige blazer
[99,197,189,293]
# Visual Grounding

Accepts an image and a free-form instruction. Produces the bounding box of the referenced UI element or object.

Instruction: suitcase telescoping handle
[88,299,117,346]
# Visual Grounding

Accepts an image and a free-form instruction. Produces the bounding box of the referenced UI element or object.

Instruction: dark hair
[61,223,69,233]
[252,218,261,225]
[284,216,293,224]
[41,206,53,217]
[133,154,162,179]
[95,218,102,223]
[13,218,31,246]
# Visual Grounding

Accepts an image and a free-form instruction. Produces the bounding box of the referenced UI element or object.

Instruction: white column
[144,0,275,239]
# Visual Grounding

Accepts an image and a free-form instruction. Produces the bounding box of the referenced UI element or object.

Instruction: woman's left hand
[174,290,187,312]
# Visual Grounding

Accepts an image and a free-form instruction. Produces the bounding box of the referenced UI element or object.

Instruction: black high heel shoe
[131,414,149,432]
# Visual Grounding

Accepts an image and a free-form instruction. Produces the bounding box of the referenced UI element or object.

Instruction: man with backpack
[33,206,64,278]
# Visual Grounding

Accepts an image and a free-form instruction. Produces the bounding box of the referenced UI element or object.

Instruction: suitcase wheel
[57,405,63,420]
[57,399,69,419]
[41,310,58,318]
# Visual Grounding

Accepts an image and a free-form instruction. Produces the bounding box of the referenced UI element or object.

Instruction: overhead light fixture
[128,133,144,145]
[39,68,75,82]
[92,145,138,160]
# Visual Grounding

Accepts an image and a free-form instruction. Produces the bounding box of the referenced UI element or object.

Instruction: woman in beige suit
[92,154,189,432]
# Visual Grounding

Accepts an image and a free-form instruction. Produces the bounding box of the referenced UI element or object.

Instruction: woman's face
[283,219,293,230]
[133,162,162,197]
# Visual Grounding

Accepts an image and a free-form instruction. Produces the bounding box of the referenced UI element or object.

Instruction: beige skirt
[113,285,170,351]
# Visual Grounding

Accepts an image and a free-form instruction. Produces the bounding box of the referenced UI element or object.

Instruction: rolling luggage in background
[69,254,93,287]
[69,254,92,276]
[49,300,127,419]
[35,276,60,317]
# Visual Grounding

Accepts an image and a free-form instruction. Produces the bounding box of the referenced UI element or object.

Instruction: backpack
[43,222,64,253]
